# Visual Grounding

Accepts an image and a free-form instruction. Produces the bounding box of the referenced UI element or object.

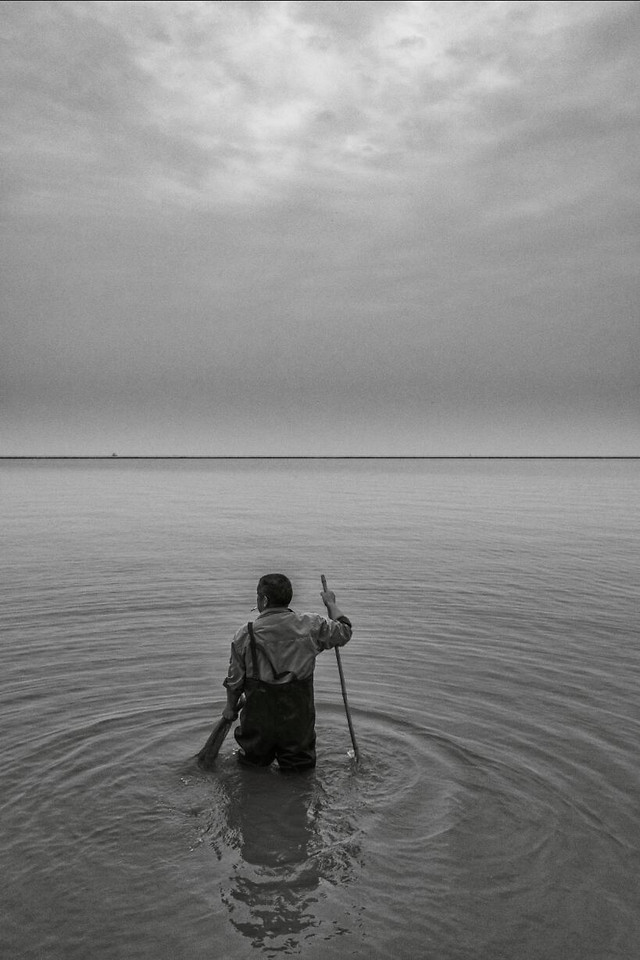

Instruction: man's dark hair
[258,573,293,607]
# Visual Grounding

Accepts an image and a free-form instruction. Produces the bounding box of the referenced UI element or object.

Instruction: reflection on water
[225,770,324,948]
[206,762,361,954]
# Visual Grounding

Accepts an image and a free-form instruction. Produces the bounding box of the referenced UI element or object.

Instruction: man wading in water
[222,574,352,771]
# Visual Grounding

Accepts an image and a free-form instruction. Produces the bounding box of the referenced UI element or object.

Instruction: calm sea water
[1,458,639,960]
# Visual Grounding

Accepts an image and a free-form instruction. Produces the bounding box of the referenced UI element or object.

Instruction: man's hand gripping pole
[321,574,360,763]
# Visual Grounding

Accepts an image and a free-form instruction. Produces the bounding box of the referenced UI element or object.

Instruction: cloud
[4,1,638,210]
[1,1,639,454]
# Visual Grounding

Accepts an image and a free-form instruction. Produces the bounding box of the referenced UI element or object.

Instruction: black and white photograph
[2,2,639,958]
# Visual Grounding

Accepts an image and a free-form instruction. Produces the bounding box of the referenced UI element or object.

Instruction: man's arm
[222,687,242,721]
[321,586,349,623]
[319,584,352,647]
[222,635,246,720]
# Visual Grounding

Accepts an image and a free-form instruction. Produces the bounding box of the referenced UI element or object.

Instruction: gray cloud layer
[2,1,639,454]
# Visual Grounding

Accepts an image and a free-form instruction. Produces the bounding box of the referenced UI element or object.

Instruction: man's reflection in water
[219,765,358,952]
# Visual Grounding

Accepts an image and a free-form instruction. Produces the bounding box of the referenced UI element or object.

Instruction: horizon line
[1,455,638,461]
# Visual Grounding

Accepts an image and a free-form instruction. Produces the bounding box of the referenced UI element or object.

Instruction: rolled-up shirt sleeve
[313,615,352,651]
[223,629,248,693]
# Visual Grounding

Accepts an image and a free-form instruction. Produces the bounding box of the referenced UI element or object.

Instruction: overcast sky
[2,0,639,455]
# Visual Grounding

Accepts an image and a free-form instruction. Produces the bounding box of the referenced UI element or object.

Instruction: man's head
[257,573,293,610]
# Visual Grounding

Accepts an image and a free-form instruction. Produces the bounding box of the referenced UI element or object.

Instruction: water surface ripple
[1,458,639,959]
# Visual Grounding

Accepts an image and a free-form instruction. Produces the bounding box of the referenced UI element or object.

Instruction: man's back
[233,607,351,685]
[222,575,352,770]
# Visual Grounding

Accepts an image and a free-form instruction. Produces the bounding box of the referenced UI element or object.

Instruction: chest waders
[234,622,317,770]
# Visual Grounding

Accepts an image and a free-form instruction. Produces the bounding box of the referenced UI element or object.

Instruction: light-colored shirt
[224,607,352,692]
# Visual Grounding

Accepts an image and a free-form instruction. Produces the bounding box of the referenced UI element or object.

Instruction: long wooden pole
[322,574,360,762]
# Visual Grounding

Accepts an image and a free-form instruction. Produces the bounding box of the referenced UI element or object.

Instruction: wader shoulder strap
[247,622,259,678]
